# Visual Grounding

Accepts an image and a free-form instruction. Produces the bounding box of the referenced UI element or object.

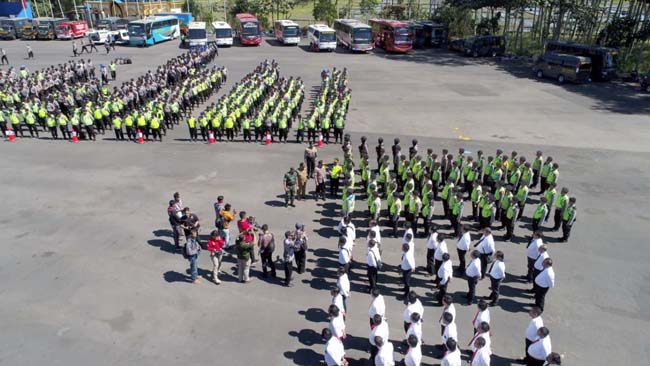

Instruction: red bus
[369,19,413,53]
[55,21,89,40]
[234,13,262,46]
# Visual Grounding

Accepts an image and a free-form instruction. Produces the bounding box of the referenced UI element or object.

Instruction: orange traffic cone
[71,130,79,143]
[136,129,144,144]
[6,127,15,142]
[317,131,324,148]
[208,130,215,144]
[265,130,272,145]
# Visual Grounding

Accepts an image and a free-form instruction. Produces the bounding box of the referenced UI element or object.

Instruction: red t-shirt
[237,220,253,243]
[207,237,225,252]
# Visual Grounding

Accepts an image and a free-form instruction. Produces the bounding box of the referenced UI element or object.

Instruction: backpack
[215,215,224,230]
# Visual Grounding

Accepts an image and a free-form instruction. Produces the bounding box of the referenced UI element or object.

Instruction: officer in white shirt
[533,258,555,312]
[368,219,382,245]
[532,245,549,285]
[338,216,356,242]
[425,227,438,276]
[404,334,422,366]
[465,250,482,305]
[401,242,416,298]
[336,267,351,311]
[525,307,544,357]
[474,228,495,279]
[403,291,424,333]
[470,337,490,366]
[374,336,395,366]
[456,225,471,275]
[368,288,386,327]
[441,312,457,347]
[367,239,381,291]
[338,236,353,274]
[526,231,543,282]
[441,338,462,366]
[543,352,561,366]
[469,321,492,355]
[434,234,448,283]
[322,328,348,366]
[369,314,389,363]
[437,253,453,305]
[331,287,345,317]
[402,221,414,243]
[488,251,506,306]
[526,327,552,366]
[439,294,456,335]
[328,304,346,340]
[472,300,491,333]
[406,312,423,343]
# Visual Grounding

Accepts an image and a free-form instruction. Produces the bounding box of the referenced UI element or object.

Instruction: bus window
[320,32,335,42]
[352,28,371,44]
[284,25,299,37]
[215,28,232,38]
[242,22,259,36]
[128,23,144,37]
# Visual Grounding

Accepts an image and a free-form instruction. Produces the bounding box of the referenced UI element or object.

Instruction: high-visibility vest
[187,117,196,128]
[562,205,575,221]
[494,187,504,202]
[533,204,547,219]
[224,117,234,129]
[541,163,551,178]
[150,118,160,129]
[546,170,558,184]
[467,169,476,182]
[46,116,56,127]
[501,192,512,209]
[516,186,528,203]
[471,187,482,202]
[440,183,453,200]
[452,200,462,215]
[533,157,543,170]
[506,204,517,219]
[544,189,556,207]
[25,113,35,125]
[481,203,493,218]
[124,116,133,127]
[556,194,569,211]
[113,117,122,129]
[331,165,342,179]
[390,199,402,216]
[58,115,68,126]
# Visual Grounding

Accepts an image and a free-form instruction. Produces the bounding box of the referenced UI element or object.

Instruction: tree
[359,0,380,15]
[313,0,337,25]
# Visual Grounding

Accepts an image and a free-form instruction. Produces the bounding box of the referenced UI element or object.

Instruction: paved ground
[0,37,649,366]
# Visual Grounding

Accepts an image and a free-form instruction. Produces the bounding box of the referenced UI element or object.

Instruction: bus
[128,16,180,47]
[97,17,130,31]
[369,19,413,53]
[211,21,233,46]
[273,19,300,45]
[37,17,68,40]
[155,12,192,35]
[55,20,89,40]
[307,24,336,52]
[332,19,373,52]
[0,17,31,40]
[187,21,207,50]
[234,13,262,46]
[545,41,618,81]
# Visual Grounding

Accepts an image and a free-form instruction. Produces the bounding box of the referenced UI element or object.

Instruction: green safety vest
[331,165,342,179]
[544,189,556,206]
[46,116,56,127]
[452,200,462,215]
[390,199,402,215]
[533,204,547,219]
[113,117,122,128]
[541,163,551,178]
[471,187,482,202]
[440,183,453,200]
[546,170,558,184]
[481,203,493,218]
[25,113,35,125]
[58,115,68,126]
[556,194,569,211]
[562,205,575,221]
[506,204,516,219]
[125,116,133,127]
[494,187,504,202]
[533,157,543,170]
[224,117,234,129]
[242,119,250,130]
[187,117,196,128]
[516,187,528,203]
[150,118,160,129]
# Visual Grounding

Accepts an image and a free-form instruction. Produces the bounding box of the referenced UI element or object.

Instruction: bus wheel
[557,74,565,84]
[536,70,544,79]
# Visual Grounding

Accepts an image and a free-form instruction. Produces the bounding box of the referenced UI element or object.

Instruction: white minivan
[307,24,336,52]
[211,21,233,46]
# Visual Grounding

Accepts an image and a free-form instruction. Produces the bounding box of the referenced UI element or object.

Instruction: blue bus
[128,16,180,46]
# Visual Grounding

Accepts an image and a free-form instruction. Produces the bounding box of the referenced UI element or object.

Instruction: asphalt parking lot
[0,37,649,366]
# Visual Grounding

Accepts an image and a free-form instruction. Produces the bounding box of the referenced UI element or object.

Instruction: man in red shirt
[207,230,225,284]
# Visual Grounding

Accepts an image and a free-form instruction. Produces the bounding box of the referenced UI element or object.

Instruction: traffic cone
[265,130,272,145]
[317,131,324,148]
[136,129,144,144]
[208,130,215,144]
[6,127,15,142]
[71,130,79,143]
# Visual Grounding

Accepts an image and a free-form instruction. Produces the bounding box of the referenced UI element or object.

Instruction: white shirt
[367,246,381,267]
[338,245,352,265]
[370,321,390,346]
[402,227,414,242]
[337,273,350,297]
[441,347,462,366]
[465,257,482,278]
[476,234,495,255]
[439,304,457,325]
[534,267,555,289]
[438,260,453,285]
[527,238,543,259]
[470,347,490,366]
[426,232,438,250]
[403,299,424,323]
[527,335,552,360]
[534,252,549,271]
[406,320,423,342]
[526,316,544,341]
[369,295,386,319]
[329,314,346,339]
[375,342,395,366]
[404,343,422,366]
[442,321,457,345]
[332,294,344,314]
[473,309,491,330]
[470,332,492,355]
[434,240,448,260]
[324,337,345,366]
[456,232,471,251]
[401,249,415,271]
[489,260,506,280]
[368,225,382,244]
[338,219,356,241]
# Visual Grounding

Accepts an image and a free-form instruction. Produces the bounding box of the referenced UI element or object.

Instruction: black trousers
[457,248,467,274]
[284,261,293,285]
[553,209,562,230]
[426,248,435,276]
[479,253,492,279]
[504,217,515,239]
[316,182,326,199]
[294,250,306,274]
[306,158,315,178]
[527,257,536,282]
[466,276,478,303]
[370,344,378,365]
[562,221,573,241]
[534,283,549,311]
[438,281,448,304]
[330,177,340,196]
[367,266,378,290]
[402,268,412,296]
[489,276,502,303]
[532,218,542,232]
[433,259,442,283]
[261,252,276,277]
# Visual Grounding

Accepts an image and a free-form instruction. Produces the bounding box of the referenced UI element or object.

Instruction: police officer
[560,197,577,242]
[284,167,298,207]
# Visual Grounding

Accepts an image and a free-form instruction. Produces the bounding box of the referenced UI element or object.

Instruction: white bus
[211,21,233,46]
[273,19,300,45]
[333,19,373,52]
[188,21,207,49]
[307,24,336,52]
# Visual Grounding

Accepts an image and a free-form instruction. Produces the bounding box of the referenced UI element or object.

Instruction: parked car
[641,74,650,93]
[533,52,593,84]
[463,35,505,57]
[448,38,464,52]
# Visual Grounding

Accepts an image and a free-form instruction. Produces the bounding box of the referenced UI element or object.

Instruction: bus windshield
[97,20,111,29]
[352,28,371,43]
[55,25,69,32]
[320,32,335,42]
[128,23,146,36]
[214,28,232,38]
[38,25,50,31]
[395,34,412,43]
[241,22,259,36]
[283,26,299,37]
[189,28,206,39]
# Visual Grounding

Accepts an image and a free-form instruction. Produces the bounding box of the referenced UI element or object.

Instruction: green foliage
[433,4,475,39]
[475,13,500,35]
[359,0,380,15]
[381,5,407,19]
[598,17,639,48]
[313,0,337,24]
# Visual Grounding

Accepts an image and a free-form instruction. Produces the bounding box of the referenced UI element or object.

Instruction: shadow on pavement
[299,308,329,323]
